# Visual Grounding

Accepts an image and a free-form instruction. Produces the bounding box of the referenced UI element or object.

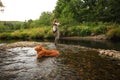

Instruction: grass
[106,27,120,40]
[0,26,54,40]
[0,22,120,41]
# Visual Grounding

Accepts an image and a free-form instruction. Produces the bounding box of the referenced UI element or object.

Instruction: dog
[35,45,59,58]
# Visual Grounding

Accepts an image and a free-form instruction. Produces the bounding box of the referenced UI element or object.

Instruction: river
[0,40,120,80]
[60,39,120,51]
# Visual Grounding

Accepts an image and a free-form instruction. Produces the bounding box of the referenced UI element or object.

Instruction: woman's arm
[55,22,60,26]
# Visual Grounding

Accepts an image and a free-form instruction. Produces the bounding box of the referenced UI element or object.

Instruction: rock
[98,49,120,59]
[0,41,53,50]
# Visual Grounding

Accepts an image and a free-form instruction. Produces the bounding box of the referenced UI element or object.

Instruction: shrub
[11,30,22,39]
[106,27,120,40]
[0,32,11,39]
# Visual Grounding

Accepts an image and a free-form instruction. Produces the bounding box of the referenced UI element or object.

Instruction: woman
[52,19,60,45]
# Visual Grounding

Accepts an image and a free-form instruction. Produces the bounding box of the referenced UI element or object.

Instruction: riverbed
[0,41,120,80]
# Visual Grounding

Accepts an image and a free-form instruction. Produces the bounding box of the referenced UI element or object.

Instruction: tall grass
[106,27,120,40]
[0,22,120,41]
[0,26,54,40]
[60,22,109,37]
[0,32,11,39]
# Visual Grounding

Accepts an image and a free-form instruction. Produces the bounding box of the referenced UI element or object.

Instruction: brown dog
[35,45,59,58]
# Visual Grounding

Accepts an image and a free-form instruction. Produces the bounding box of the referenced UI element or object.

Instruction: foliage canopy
[54,0,120,23]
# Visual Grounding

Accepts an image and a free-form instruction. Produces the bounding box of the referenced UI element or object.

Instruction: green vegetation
[54,0,120,24]
[0,27,54,40]
[0,0,120,41]
[0,22,120,41]
[0,1,4,7]
[106,27,120,41]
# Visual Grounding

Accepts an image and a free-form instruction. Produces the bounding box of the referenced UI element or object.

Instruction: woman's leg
[54,31,60,45]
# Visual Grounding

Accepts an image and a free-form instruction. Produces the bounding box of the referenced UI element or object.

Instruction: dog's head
[35,45,43,52]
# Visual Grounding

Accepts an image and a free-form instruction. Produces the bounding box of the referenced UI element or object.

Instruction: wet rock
[0,43,6,46]
[98,49,120,59]
[0,41,40,49]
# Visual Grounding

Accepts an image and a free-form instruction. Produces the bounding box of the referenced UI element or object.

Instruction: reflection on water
[0,43,120,80]
[57,45,120,80]
[60,39,120,51]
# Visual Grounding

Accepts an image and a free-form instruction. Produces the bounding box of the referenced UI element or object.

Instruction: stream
[0,40,120,80]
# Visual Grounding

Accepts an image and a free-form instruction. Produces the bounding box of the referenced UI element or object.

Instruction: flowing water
[0,40,120,80]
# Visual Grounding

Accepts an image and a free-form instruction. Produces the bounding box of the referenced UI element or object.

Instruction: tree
[38,12,53,26]
[54,0,81,25]
[0,0,4,11]
[0,0,4,7]
[106,0,120,23]
[54,0,120,23]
